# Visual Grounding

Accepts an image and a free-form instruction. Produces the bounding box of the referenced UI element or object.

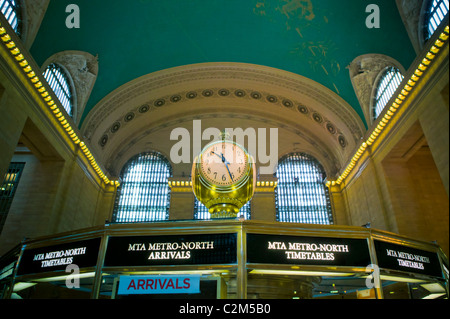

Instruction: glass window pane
[0,162,25,233]
[112,152,172,223]
[0,0,21,36]
[425,0,449,41]
[194,198,251,220]
[43,64,74,117]
[373,67,404,120]
[275,153,333,225]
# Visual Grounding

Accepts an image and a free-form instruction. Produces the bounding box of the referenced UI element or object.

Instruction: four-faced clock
[192,137,256,218]
[200,141,248,187]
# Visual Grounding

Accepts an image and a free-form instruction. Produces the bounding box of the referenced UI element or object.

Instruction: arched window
[194,198,251,220]
[43,63,74,117]
[373,67,404,120]
[275,153,333,224]
[0,0,21,36]
[112,152,172,223]
[424,0,449,42]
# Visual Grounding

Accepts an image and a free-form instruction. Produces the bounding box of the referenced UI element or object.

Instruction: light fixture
[249,269,355,277]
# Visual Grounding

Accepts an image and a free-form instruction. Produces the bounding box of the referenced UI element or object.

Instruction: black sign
[104,233,237,267]
[247,233,371,267]
[374,240,443,278]
[17,238,101,275]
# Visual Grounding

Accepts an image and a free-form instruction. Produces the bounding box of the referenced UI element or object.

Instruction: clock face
[200,141,249,186]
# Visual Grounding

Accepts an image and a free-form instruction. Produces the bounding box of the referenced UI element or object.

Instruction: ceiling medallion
[326,122,337,134]
[101,87,347,150]
[186,91,197,99]
[282,99,293,108]
[124,112,135,122]
[251,91,261,99]
[338,135,347,148]
[99,134,108,147]
[154,99,166,107]
[110,122,121,133]
[234,89,246,97]
[170,94,182,103]
[138,104,150,113]
[298,105,309,114]
[202,89,214,97]
[312,112,323,123]
[266,95,277,103]
[218,89,230,96]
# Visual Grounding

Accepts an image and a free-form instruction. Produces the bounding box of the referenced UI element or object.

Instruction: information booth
[0,220,448,299]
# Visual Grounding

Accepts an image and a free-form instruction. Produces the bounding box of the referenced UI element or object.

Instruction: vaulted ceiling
[31,0,415,124]
[28,0,417,178]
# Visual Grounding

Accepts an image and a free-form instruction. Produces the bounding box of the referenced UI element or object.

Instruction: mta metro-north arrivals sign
[247,233,371,267]
[104,233,237,267]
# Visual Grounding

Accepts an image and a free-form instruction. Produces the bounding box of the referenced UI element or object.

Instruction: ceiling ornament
[97,87,348,150]
[81,63,365,144]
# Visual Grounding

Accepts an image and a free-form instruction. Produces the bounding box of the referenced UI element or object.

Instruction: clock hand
[212,151,234,181]
[220,154,235,182]
[211,151,224,162]
[224,162,234,182]
[211,151,232,165]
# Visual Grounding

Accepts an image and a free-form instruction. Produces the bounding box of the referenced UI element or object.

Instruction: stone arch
[348,54,406,126]
[81,63,366,180]
[41,51,98,125]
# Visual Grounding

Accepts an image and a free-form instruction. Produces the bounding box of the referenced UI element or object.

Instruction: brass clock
[192,136,256,218]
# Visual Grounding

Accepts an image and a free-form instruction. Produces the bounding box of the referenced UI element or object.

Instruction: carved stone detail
[19,0,51,50]
[41,51,99,125]
[396,0,424,53]
[348,54,406,126]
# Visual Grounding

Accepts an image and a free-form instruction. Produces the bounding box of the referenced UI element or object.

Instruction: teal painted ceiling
[31,0,416,127]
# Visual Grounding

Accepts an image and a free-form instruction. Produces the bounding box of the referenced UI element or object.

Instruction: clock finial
[220,130,231,141]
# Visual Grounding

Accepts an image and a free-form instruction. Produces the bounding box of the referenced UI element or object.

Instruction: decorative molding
[97,87,348,150]
[103,111,342,178]
[81,63,365,145]
[79,63,365,180]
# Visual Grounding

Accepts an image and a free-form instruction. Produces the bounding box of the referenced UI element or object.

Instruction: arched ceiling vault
[81,63,365,178]
[31,0,416,126]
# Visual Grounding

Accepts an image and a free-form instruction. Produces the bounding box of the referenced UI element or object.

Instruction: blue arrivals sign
[117,275,201,295]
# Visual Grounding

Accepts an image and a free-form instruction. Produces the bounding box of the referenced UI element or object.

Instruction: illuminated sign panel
[17,238,101,275]
[104,233,237,267]
[247,233,371,267]
[117,275,201,295]
[374,240,443,278]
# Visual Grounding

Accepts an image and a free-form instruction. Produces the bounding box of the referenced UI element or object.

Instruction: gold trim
[0,21,119,188]
[327,25,449,187]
